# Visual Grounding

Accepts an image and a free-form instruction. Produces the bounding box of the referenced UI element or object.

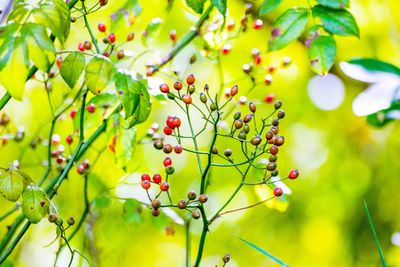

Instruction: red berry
[127,32,134,41]
[163,157,172,167]
[141,174,151,181]
[173,81,183,90]
[103,51,110,57]
[153,174,162,184]
[230,85,238,97]
[108,33,116,43]
[186,74,195,85]
[78,43,85,52]
[163,126,173,135]
[288,169,299,179]
[66,135,73,145]
[273,187,283,197]
[51,150,59,158]
[182,94,192,104]
[227,20,235,31]
[264,93,275,103]
[70,109,77,119]
[170,29,177,42]
[253,19,263,30]
[172,117,181,128]
[254,55,262,65]
[160,182,169,191]
[221,44,231,55]
[82,159,90,170]
[77,164,85,175]
[56,57,63,69]
[174,144,183,154]
[56,156,64,164]
[141,180,151,190]
[166,116,175,129]
[98,23,106,32]
[99,0,108,6]
[159,84,170,93]
[264,74,272,85]
[86,103,96,113]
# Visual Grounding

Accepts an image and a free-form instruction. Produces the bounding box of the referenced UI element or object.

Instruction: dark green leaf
[85,56,116,94]
[60,52,85,88]
[0,168,30,202]
[212,0,227,16]
[259,0,282,15]
[347,58,400,76]
[316,0,349,9]
[312,5,359,37]
[363,200,387,266]
[268,8,309,52]
[33,0,70,42]
[185,0,206,14]
[308,35,336,75]
[0,36,29,100]
[22,23,56,72]
[22,185,50,224]
[238,237,289,267]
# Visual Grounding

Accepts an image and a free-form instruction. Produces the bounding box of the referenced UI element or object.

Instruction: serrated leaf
[85,56,116,94]
[22,185,50,224]
[115,125,136,169]
[268,8,309,52]
[308,35,336,75]
[60,52,85,88]
[185,0,206,14]
[212,0,227,16]
[22,23,56,72]
[0,168,29,202]
[347,58,400,76]
[33,0,70,42]
[316,0,349,9]
[259,0,282,15]
[0,36,29,100]
[238,237,289,267]
[312,5,359,37]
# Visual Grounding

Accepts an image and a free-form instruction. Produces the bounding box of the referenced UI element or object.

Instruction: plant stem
[194,206,208,267]
[185,220,191,267]
[81,0,101,54]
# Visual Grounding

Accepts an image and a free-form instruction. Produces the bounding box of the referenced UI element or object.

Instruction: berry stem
[81,0,101,54]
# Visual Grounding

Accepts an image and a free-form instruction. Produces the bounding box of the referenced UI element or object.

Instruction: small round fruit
[117,50,125,59]
[160,182,170,191]
[187,191,196,200]
[174,81,183,90]
[163,157,172,167]
[230,85,238,96]
[48,213,58,223]
[264,93,275,103]
[86,103,96,113]
[270,145,279,155]
[163,126,173,135]
[274,136,285,146]
[243,114,253,123]
[77,164,85,175]
[273,187,283,197]
[186,74,195,85]
[141,174,151,181]
[199,194,208,203]
[84,41,92,50]
[249,102,256,113]
[288,169,299,179]
[159,84,170,93]
[141,180,151,190]
[224,149,232,157]
[98,23,106,32]
[152,174,162,184]
[151,199,161,209]
[177,200,186,209]
[126,32,134,41]
[277,110,285,119]
[78,43,85,52]
[192,211,200,219]
[174,144,183,154]
[212,146,218,154]
[267,162,277,171]
[182,94,192,104]
[172,117,181,128]
[67,217,75,226]
[165,166,175,175]
[163,144,173,154]
[66,135,73,145]
[274,100,282,109]
[108,33,116,43]
[250,135,262,146]
[153,140,164,150]
[151,208,160,217]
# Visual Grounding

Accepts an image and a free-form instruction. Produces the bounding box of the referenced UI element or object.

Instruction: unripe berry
[182,94,192,104]
[250,135,262,146]
[269,155,277,162]
[210,102,217,111]
[288,169,299,179]
[233,111,241,120]
[152,208,160,217]
[178,199,186,209]
[267,162,277,171]
[165,166,175,175]
[117,50,125,59]
[199,194,208,203]
[153,140,164,150]
[153,174,162,184]
[152,199,161,209]
[67,217,75,226]
[187,191,197,200]
[249,102,256,113]
[272,119,279,126]
[174,144,183,154]
[200,92,207,103]
[273,187,283,197]
[174,81,183,90]
[271,170,279,176]
[270,145,279,155]
[243,114,253,123]
[271,126,279,134]
[192,211,200,219]
[163,144,173,154]
[230,85,238,96]
[222,254,231,263]
[224,149,232,157]
[238,130,247,140]
[141,180,151,190]
[274,100,282,109]
[265,131,273,140]
[212,146,218,154]
[141,174,151,181]
[277,110,285,119]
[242,64,252,74]
[84,41,92,50]
[243,123,250,133]
[274,136,285,146]
[186,74,195,85]
[48,213,58,223]
[188,85,195,94]
[127,32,134,41]
[235,120,243,129]
[160,182,170,191]
[160,84,170,93]
[86,103,96,113]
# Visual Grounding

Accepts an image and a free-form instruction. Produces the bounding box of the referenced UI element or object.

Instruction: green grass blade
[363,200,387,267]
[238,237,289,267]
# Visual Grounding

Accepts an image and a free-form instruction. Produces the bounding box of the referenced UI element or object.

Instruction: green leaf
[238,237,289,267]
[85,56,116,94]
[0,36,29,100]
[0,168,29,202]
[22,185,50,224]
[122,199,142,224]
[307,35,336,75]
[60,52,85,88]
[367,101,400,127]
[212,0,227,16]
[114,71,151,128]
[185,0,206,14]
[115,125,136,169]
[33,0,71,42]
[347,58,400,76]
[316,0,349,9]
[21,23,56,72]
[268,8,309,52]
[7,1,33,23]
[312,5,359,37]
[141,17,163,46]
[363,200,388,267]
[259,0,283,15]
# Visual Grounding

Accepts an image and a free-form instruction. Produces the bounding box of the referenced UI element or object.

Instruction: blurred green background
[1,0,400,266]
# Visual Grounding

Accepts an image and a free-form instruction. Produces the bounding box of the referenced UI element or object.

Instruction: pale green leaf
[308,35,336,75]
[22,185,50,224]
[60,52,85,88]
[0,168,29,202]
[85,56,116,94]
